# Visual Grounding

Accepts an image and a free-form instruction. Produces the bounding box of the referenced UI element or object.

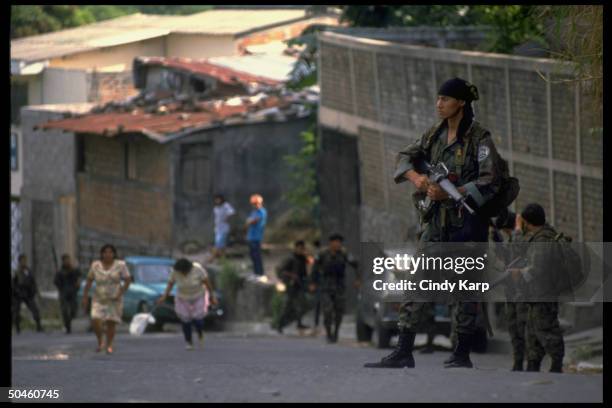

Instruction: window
[180,143,212,195]
[190,76,207,94]
[10,131,18,171]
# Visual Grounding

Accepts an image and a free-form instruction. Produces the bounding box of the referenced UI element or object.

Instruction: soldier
[54,254,82,334]
[365,77,504,368]
[275,240,310,333]
[508,203,565,373]
[12,254,44,333]
[310,234,359,343]
[490,208,530,371]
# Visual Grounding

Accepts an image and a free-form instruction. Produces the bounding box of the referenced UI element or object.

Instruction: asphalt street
[11,327,603,403]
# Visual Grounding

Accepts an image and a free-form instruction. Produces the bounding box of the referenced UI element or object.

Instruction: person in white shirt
[208,194,235,263]
[158,259,218,350]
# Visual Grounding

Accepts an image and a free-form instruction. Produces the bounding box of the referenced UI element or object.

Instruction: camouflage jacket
[394,120,502,228]
[311,248,358,292]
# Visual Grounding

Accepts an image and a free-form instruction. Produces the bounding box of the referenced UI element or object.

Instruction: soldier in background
[489,208,530,371]
[310,234,359,343]
[12,254,44,333]
[508,203,565,373]
[275,240,310,333]
[54,254,81,334]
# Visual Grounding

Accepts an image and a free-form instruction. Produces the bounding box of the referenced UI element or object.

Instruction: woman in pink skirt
[158,258,217,350]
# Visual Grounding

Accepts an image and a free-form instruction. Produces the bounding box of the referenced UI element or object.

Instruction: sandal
[106,346,113,354]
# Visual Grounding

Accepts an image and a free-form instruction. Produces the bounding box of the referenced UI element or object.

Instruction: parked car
[78,256,224,331]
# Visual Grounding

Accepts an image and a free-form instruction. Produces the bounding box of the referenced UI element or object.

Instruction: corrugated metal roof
[40,91,316,143]
[137,57,285,87]
[11,9,308,63]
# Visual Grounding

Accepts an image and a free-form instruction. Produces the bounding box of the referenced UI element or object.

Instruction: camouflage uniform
[311,248,358,342]
[393,120,502,341]
[520,225,565,371]
[276,253,309,330]
[490,226,530,369]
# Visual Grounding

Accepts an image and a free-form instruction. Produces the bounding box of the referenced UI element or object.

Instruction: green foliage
[535,5,602,116]
[340,5,547,54]
[282,120,319,225]
[269,290,286,330]
[217,259,242,301]
[472,6,546,54]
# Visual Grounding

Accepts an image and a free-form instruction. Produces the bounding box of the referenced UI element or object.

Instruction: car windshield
[134,264,172,284]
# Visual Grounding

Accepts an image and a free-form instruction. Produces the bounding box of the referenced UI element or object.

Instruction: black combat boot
[549,358,563,373]
[363,330,416,368]
[511,358,524,371]
[444,333,473,368]
[526,359,541,372]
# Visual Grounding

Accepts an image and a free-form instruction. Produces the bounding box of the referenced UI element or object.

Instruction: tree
[339,5,547,54]
[536,5,602,117]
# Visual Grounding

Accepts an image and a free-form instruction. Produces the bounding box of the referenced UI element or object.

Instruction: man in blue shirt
[246,194,267,276]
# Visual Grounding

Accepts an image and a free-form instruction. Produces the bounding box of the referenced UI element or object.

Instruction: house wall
[20,107,80,290]
[76,134,173,267]
[317,32,603,245]
[48,37,167,71]
[171,118,312,247]
[166,34,237,59]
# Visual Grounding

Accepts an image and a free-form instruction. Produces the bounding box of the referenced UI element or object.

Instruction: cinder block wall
[76,134,173,269]
[317,32,602,245]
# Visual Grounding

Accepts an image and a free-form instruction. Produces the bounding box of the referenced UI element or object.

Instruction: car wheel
[374,322,392,349]
[356,313,373,342]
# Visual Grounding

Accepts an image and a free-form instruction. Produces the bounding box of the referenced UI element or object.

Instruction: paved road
[11,329,602,403]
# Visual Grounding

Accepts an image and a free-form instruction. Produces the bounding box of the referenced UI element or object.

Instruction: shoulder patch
[478,145,490,162]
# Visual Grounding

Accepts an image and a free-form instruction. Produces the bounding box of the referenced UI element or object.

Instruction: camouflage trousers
[278,288,308,329]
[505,302,528,361]
[397,301,436,334]
[399,302,478,337]
[320,290,346,328]
[526,302,564,362]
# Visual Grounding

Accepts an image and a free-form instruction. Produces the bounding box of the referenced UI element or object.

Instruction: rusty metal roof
[40,91,316,143]
[137,56,284,87]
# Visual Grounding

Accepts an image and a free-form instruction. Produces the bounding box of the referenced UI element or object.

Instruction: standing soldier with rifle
[489,208,530,371]
[310,234,360,343]
[12,254,44,333]
[54,254,81,334]
[275,240,310,333]
[366,78,516,368]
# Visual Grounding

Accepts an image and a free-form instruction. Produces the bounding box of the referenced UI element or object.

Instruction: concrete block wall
[77,134,172,263]
[318,31,603,244]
